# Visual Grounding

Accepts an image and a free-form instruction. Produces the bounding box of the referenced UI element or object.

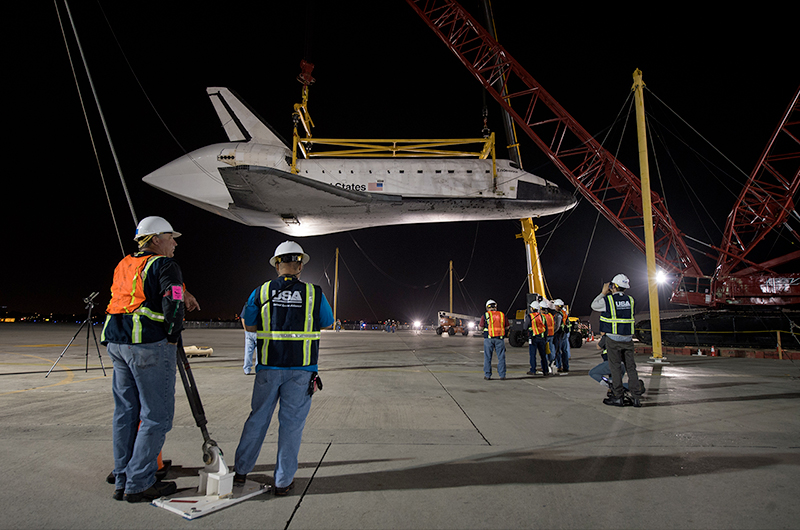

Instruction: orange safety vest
[529,312,547,336]
[484,310,506,338]
[560,308,569,331]
[543,312,555,336]
[106,254,164,314]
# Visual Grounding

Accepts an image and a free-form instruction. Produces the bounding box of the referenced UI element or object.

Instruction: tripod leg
[85,314,91,373]
[45,319,88,378]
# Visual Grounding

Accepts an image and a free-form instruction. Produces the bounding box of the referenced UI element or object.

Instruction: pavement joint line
[405,338,492,446]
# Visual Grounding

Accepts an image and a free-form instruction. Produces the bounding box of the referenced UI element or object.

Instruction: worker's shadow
[302,449,800,494]
[168,449,800,495]
[166,457,410,494]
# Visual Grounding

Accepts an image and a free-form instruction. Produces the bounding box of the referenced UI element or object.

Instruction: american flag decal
[368,182,384,191]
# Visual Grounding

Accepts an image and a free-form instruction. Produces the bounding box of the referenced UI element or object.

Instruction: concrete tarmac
[1,323,799,530]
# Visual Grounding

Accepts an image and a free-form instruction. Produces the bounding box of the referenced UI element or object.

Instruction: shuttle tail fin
[206,87,289,147]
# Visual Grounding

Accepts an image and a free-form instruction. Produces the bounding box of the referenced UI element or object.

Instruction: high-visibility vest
[104,254,166,343]
[529,312,547,336]
[560,308,569,331]
[255,278,322,367]
[599,293,635,335]
[543,312,555,336]
[106,254,164,315]
[484,310,506,338]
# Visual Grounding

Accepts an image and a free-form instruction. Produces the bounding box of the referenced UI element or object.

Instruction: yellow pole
[632,69,663,360]
[517,218,546,296]
[333,248,339,323]
[449,260,453,314]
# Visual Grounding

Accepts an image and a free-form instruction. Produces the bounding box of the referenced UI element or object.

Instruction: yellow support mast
[516,218,547,298]
[632,69,665,362]
[449,260,454,314]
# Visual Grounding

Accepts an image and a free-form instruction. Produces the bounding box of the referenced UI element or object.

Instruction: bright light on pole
[656,270,668,284]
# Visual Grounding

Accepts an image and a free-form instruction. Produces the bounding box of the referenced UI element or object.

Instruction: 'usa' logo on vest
[272,290,303,303]
[615,300,631,310]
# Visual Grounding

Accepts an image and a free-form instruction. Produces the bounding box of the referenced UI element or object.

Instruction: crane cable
[55,0,126,256]
[60,1,138,233]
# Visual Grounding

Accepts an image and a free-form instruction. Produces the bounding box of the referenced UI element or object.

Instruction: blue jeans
[107,339,176,494]
[243,330,257,374]
[555,333,569,371]
[528,335,548,373]
[235,369,313,488]
[547,336,556,365]
[483,337,506,378]
[588,360,628,388]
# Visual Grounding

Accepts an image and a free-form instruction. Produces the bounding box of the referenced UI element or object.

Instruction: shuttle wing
[219,165,402,213]
[215,165,576,236]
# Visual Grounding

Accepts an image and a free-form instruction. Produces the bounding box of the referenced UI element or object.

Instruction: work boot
[234,473,247,485]
[124,481,177,503]
[639,379,646,394]
[603,395,624,407]
[631,396,643,408]
[274,481,295,496]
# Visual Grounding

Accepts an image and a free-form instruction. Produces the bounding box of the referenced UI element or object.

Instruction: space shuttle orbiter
[142,88,576,236]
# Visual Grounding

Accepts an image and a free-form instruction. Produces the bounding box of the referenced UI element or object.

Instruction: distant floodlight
[413,321,421,329]
[656,270,668,284]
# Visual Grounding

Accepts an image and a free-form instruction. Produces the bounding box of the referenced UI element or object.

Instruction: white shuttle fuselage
[143,88,576,236]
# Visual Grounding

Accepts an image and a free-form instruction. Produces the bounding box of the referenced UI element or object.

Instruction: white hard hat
[270,240,310,266]
[530,301,540,310]
[486,299,497,308]
[612,273,630,289]
[554,299,564,306]
[134,216,181,241]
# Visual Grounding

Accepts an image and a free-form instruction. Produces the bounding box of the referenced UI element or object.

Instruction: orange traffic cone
[710,345,716,357]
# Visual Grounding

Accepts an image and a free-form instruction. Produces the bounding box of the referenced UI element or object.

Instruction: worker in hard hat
[479,299,510,380]
[591,274,643,407]
[524,300,551,376]
[540,299,559,374]
[233,240,334,495]
[102,216,198,502]
[553,299,570,373]
[241,302,257,374]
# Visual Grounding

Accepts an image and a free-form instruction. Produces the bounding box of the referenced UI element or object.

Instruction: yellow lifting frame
[290,84,498,185]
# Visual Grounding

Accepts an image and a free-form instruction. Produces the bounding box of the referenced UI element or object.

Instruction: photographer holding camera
[590,274,643,407]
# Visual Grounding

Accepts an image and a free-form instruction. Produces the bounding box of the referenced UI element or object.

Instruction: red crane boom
[715,87,800,277]
[407,0,800,307]
[405,0,702,280]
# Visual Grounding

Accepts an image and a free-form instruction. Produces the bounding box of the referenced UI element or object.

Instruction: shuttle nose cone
[142,145,232,209]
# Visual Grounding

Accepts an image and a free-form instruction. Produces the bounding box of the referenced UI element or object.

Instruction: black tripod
[46,292,106,377]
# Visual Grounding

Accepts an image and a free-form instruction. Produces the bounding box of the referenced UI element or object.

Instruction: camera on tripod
[83,291,99,306]
[46,292,106,378]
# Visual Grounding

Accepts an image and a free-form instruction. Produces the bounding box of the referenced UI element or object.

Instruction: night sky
[4,1,797,323]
